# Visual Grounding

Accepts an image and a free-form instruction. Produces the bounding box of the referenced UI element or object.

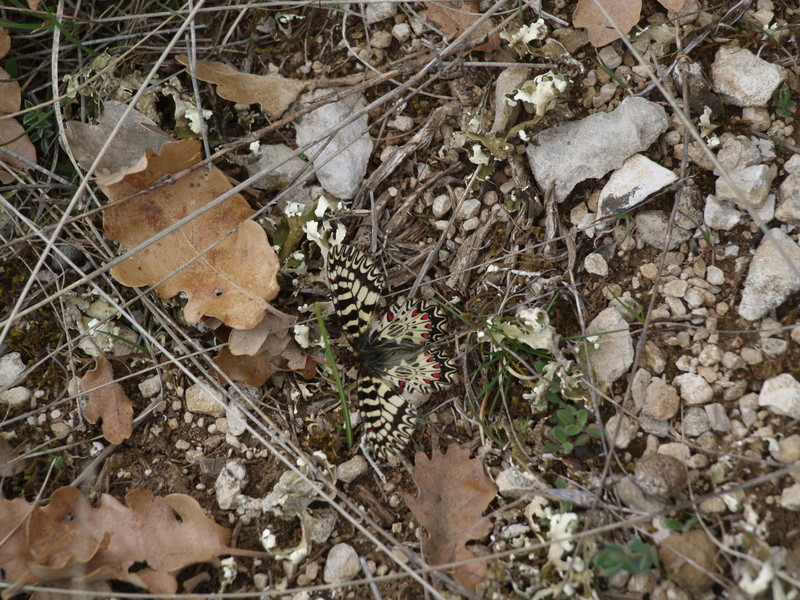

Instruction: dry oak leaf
[176,55,311,119]
[0,486,238,599]
[424,1,501,54]
[0,67,37,184]
[64,101,172,186]
[403,443,498,592]
[102,139,279,330]
[573,0,685,47]
[210,309,317,386]
[0,27,10,59]
[80,352,134,445]
[0,436,30,477]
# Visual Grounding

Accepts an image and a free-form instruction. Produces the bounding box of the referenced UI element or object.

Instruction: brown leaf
[211,310,317,386]
[0,486,236,598]
[0,28,10,59]
[101,139,280,330]
[403,443,497,591]
[63,101,172,186]
[0,67,20,114]
[0,437,29,477]
[175,55,310,119]
[573,0,642,48]
[81,353,134,445]
[0,67,37,184]
[424,2,501,54]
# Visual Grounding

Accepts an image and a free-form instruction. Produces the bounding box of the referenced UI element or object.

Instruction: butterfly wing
[383,348,456,393]
[328,246,384,342]
[358,374,417,460]
[376,299,449,346]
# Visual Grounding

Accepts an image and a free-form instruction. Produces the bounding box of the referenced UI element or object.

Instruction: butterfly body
[327,246,455,459]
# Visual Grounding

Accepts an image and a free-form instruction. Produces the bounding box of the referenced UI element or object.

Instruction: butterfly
[327,245,455,460]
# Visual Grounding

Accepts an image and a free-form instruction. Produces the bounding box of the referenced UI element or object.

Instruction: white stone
[364,0,397,23]
[324,543,360,583]
[586,307,634,385]
[706,265,725,285]
[682,406,710,437]
[0,352,25,389]
[738,229,800,320]
[294,90,373,199]
[526,97,668,203]
[759,373,800,419]
[781,483,800,511]
[226,403,247,436]
[0,386,30,407]
[431,194,451,218]
[715,164,773,209]
[456,198,481,220]
[388,115,414,132]
[185,384,226,418]
[584,252,608,276]
[704,195,742,230]
[370,30,393,49]
[705,403,731,432]
[775,172,800,226]
[597,154,677,219]
[337,456,368,483]
[215,460,247,510]
[711,45,787,107]
[673,373,713,405]
[642,379,679,421]
[391,23,411,42]
[138,375,161,398]
[662,278,688,297]
[457,216,477,232]
[605,413,639,449]
[636,210,692,251]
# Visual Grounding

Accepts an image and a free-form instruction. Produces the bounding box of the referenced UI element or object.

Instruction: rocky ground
[1,1,800,599]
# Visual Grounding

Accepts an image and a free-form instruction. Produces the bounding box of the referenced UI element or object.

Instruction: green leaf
[553,426,568,444]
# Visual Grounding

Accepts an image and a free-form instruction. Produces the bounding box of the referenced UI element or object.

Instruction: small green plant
[773,87,795,119]
[543,398,601,454]
[665,515,698,533]
[593,538,659,578]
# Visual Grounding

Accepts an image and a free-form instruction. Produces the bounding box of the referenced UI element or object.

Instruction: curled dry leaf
[0,437,29,477]
[175,55,310,119]
[424,1,501,54]
[101,139,280,330]
[81,352,134,445]
[0,486,240,598]
[63,101,172,186]
[209,309,317,386]
[403,443,498,592]
[573,0,685,47]
[0,66,37,184]
[0,27,10,59]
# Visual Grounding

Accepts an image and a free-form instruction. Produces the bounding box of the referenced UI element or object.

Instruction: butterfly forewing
[328,245,384,342]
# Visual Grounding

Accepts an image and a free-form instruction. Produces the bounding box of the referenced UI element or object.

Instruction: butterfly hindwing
[383,349,456,393]
[358,375,417,460]
[328,245,384,342]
